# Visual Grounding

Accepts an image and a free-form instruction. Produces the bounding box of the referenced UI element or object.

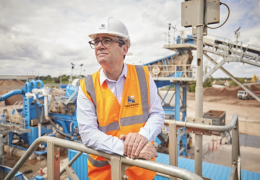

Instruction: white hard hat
[89,17,130,45]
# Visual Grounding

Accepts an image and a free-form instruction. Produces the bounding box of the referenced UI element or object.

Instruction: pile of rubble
[204,85,260,97]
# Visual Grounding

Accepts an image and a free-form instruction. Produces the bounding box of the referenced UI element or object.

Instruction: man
[77,17,165,180]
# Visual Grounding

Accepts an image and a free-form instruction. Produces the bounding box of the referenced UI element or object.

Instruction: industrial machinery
[164,29,260,103]
[143,51,194,157]
[251,74,259,82]
[0,79,80,155]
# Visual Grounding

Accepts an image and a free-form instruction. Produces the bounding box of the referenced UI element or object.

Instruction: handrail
[164,114,241,180]
[5,136,203,180]
[165,114,238,132]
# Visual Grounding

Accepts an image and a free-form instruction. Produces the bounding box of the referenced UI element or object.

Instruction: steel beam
[204,52,260,103]
[204,59,226,79]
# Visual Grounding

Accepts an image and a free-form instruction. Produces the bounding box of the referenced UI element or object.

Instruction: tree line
[35,75,85,83]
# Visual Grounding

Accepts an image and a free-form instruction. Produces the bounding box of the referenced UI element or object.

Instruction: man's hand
[136,142,158,160]
[120,133,148,159]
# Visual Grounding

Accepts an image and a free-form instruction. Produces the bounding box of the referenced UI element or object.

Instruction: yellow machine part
[251,74,259,82]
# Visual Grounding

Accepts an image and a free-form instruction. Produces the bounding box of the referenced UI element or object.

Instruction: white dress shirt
[77,64,165,156]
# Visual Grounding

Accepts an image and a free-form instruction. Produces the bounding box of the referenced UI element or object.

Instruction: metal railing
[5,136,203,180]
[164,114,241,180]
[4,114,241,180]
[147,64,211,82]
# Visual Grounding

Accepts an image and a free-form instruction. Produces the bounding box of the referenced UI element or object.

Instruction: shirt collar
[100,63,127,85]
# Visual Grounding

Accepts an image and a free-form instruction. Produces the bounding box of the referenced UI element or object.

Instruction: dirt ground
[187,92,260,136]
[188,92,260,107]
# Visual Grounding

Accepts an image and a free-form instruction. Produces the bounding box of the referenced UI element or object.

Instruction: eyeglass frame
[89,37,126,49]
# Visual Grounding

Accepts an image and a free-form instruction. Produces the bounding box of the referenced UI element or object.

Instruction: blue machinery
[0,79,80,155]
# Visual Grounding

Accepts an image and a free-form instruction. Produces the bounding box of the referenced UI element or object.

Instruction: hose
[34,100,74,140]
[11,135,23,156]
[48,117,74,140]
[205,2,230,29]
[34,100,42,123]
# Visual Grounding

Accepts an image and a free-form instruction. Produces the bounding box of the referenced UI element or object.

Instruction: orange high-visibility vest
[80,64,156,180]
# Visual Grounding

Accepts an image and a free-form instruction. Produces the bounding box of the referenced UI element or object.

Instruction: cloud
[0,0,259,78]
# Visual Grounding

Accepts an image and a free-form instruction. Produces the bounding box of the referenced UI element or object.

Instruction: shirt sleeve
[138,73,165,142]
[77,86,124,156]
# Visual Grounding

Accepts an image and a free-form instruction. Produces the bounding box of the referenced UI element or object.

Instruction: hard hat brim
[89,31,130,40]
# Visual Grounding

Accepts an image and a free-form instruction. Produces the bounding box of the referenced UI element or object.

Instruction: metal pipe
[70,122,73,133]
[194,0,205,176]
[5,136,203,180]
[121,158,203,180]
[156,172,170,178]
[229,165,237,180]
[38,123,41,138]
[164,114,238,132]
[0,89,23,101]
[179,147,185,155]
[25,93,37,100]
[60,151,83,175]
[0,134,3,165]
[231,118,241,180]
[44,94,49,118]
[169,123,177,180]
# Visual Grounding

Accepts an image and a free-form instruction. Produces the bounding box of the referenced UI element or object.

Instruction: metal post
[182,86,188,156]
[0,134,4,165]
[231,118,241,180]
[169,123,177,180]
[175,82,180,157]
[175,82,180,121]
[47,140,60,180]
[111,156,122,180]
[194,0,204,176]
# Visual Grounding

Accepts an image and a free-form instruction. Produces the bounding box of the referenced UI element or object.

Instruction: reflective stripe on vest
[87,154,109,167]
[84,65,149,134]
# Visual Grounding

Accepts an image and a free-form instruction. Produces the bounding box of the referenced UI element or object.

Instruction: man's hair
[117,36,130,47]
[117,36,129,60]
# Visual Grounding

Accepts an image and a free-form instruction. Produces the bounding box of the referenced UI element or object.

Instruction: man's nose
[96,41,104,49]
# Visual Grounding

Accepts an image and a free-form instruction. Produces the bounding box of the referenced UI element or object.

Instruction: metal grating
[68,149,89,180]
[155,153,260,180]
[68,150,260,180]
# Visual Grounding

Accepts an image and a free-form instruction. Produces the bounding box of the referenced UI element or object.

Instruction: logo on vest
[125,96,139,108]
[128,95,135,103]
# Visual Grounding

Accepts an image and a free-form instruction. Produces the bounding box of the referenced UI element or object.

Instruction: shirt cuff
[138,127,152,142]
[113,139,125,156]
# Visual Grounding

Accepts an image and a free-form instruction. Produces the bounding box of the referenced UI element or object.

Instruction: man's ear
[122,45,129,56]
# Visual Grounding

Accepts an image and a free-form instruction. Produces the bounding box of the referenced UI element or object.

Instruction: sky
[0,0,259,78]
